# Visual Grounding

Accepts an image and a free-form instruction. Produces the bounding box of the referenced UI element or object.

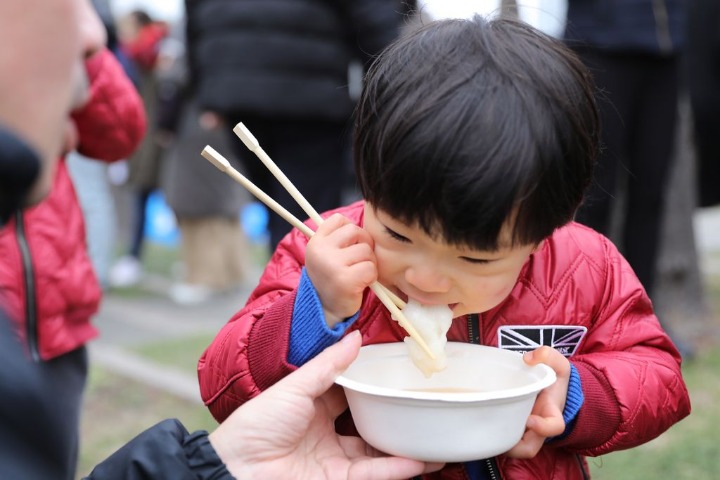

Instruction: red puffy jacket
[198,201,691,479]
[0,48,146,361]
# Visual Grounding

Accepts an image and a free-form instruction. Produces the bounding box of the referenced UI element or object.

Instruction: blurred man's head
[0,0,105,205]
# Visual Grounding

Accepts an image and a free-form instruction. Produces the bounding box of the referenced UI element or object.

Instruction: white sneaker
[168,282,216,306]
[108,255,143,288]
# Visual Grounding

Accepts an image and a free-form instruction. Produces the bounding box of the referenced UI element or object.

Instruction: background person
[109,9,169,288]
[184,0,410,249]
[563,0,692,356]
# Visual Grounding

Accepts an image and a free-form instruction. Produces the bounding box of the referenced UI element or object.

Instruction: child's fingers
[506,405,565,459]
[523,345,571,378]
[505,428,544,458]
[526,409,565,438]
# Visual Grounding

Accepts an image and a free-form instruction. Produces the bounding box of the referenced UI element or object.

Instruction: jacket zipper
[467,314,503,480]
[652,0,673,53]
[15,211,40,362]
[576,454,590,480]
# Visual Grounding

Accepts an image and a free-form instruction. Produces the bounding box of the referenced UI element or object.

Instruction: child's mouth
[398,289,459,311]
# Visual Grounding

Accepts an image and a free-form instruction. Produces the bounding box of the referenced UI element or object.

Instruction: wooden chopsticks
[201,125,434,359]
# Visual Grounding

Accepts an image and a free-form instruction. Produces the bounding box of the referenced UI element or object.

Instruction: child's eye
[385,227,410,243]
[460,256,492,265]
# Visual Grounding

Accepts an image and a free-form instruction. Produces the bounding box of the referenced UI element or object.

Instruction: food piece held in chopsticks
[399,299,453,377]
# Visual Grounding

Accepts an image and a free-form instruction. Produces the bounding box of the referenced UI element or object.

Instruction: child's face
[363,203,536,318]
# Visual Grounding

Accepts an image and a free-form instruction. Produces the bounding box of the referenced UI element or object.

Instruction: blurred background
[74,1,720,479]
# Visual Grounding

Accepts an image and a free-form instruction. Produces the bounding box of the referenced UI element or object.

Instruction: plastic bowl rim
[335,344,557,403]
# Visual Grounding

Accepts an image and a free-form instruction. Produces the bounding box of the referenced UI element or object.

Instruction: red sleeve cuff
[247,292,299,391]
[551,360,622,452]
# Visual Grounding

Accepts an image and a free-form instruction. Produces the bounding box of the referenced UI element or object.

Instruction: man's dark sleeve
[83,419,233,480]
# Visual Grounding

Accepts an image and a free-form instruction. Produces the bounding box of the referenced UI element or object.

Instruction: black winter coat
[564,0,685,55]
[185,0,404,121]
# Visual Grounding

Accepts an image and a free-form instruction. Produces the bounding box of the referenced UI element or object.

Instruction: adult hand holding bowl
[335,342,557,463]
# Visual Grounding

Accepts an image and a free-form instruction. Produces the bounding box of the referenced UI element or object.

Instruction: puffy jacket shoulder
[72,48,146,160]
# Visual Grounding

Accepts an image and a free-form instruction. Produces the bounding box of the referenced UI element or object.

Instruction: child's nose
[404,264,451,294]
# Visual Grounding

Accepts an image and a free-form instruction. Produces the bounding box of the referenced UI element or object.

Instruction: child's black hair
[354,15,599,251]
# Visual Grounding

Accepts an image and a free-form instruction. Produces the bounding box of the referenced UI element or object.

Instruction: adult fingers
[348,456,444,480]
[265,330,362,400]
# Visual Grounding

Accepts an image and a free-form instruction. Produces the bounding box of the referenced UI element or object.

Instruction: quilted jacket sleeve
[198,226,313,422]
[552,228,691,455]
[72,48,146,161]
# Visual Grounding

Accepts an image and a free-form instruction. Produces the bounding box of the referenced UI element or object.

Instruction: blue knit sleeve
[564,364,584,423]
[557,363,584,439]
[288,268,358,366]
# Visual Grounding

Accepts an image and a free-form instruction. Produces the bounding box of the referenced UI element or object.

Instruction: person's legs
[172,216,247,304]
[219,216,249,288]
[573,50,637,235]
[66,151,116,288]
[178,216,246,289]
[618,55,693,358]
[129,188,152,259]
[108,186,149,288]
[623,56,679,297]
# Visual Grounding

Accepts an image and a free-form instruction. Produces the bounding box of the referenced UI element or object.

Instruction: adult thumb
[271,330,362,399]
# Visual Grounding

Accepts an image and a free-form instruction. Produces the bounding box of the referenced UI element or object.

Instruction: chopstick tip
[234,122,259,151]
[201,145,230,172]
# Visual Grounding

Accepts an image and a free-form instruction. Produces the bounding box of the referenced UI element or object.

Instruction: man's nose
[79,0,107,59]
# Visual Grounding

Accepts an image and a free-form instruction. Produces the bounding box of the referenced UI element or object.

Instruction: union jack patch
[497,326,587,357]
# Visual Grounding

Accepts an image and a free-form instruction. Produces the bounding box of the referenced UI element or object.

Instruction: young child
[198,16,690,479]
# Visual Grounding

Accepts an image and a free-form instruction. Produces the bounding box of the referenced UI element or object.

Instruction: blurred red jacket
[122,22,168,71]
[0,48,146,360]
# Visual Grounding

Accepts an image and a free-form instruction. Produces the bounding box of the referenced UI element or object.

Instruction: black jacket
[0,309,74,480]
[185,0,404,121]
[0,127,39,225]
[564,0,685,55]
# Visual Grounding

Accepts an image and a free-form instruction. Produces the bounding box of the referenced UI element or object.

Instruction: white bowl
[335,342,556,463]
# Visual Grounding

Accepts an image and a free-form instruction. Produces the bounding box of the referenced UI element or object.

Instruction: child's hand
[505,346,571,459]
[305,213,377,328]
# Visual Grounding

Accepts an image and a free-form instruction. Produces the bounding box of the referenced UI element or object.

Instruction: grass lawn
[129,333,218,374]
